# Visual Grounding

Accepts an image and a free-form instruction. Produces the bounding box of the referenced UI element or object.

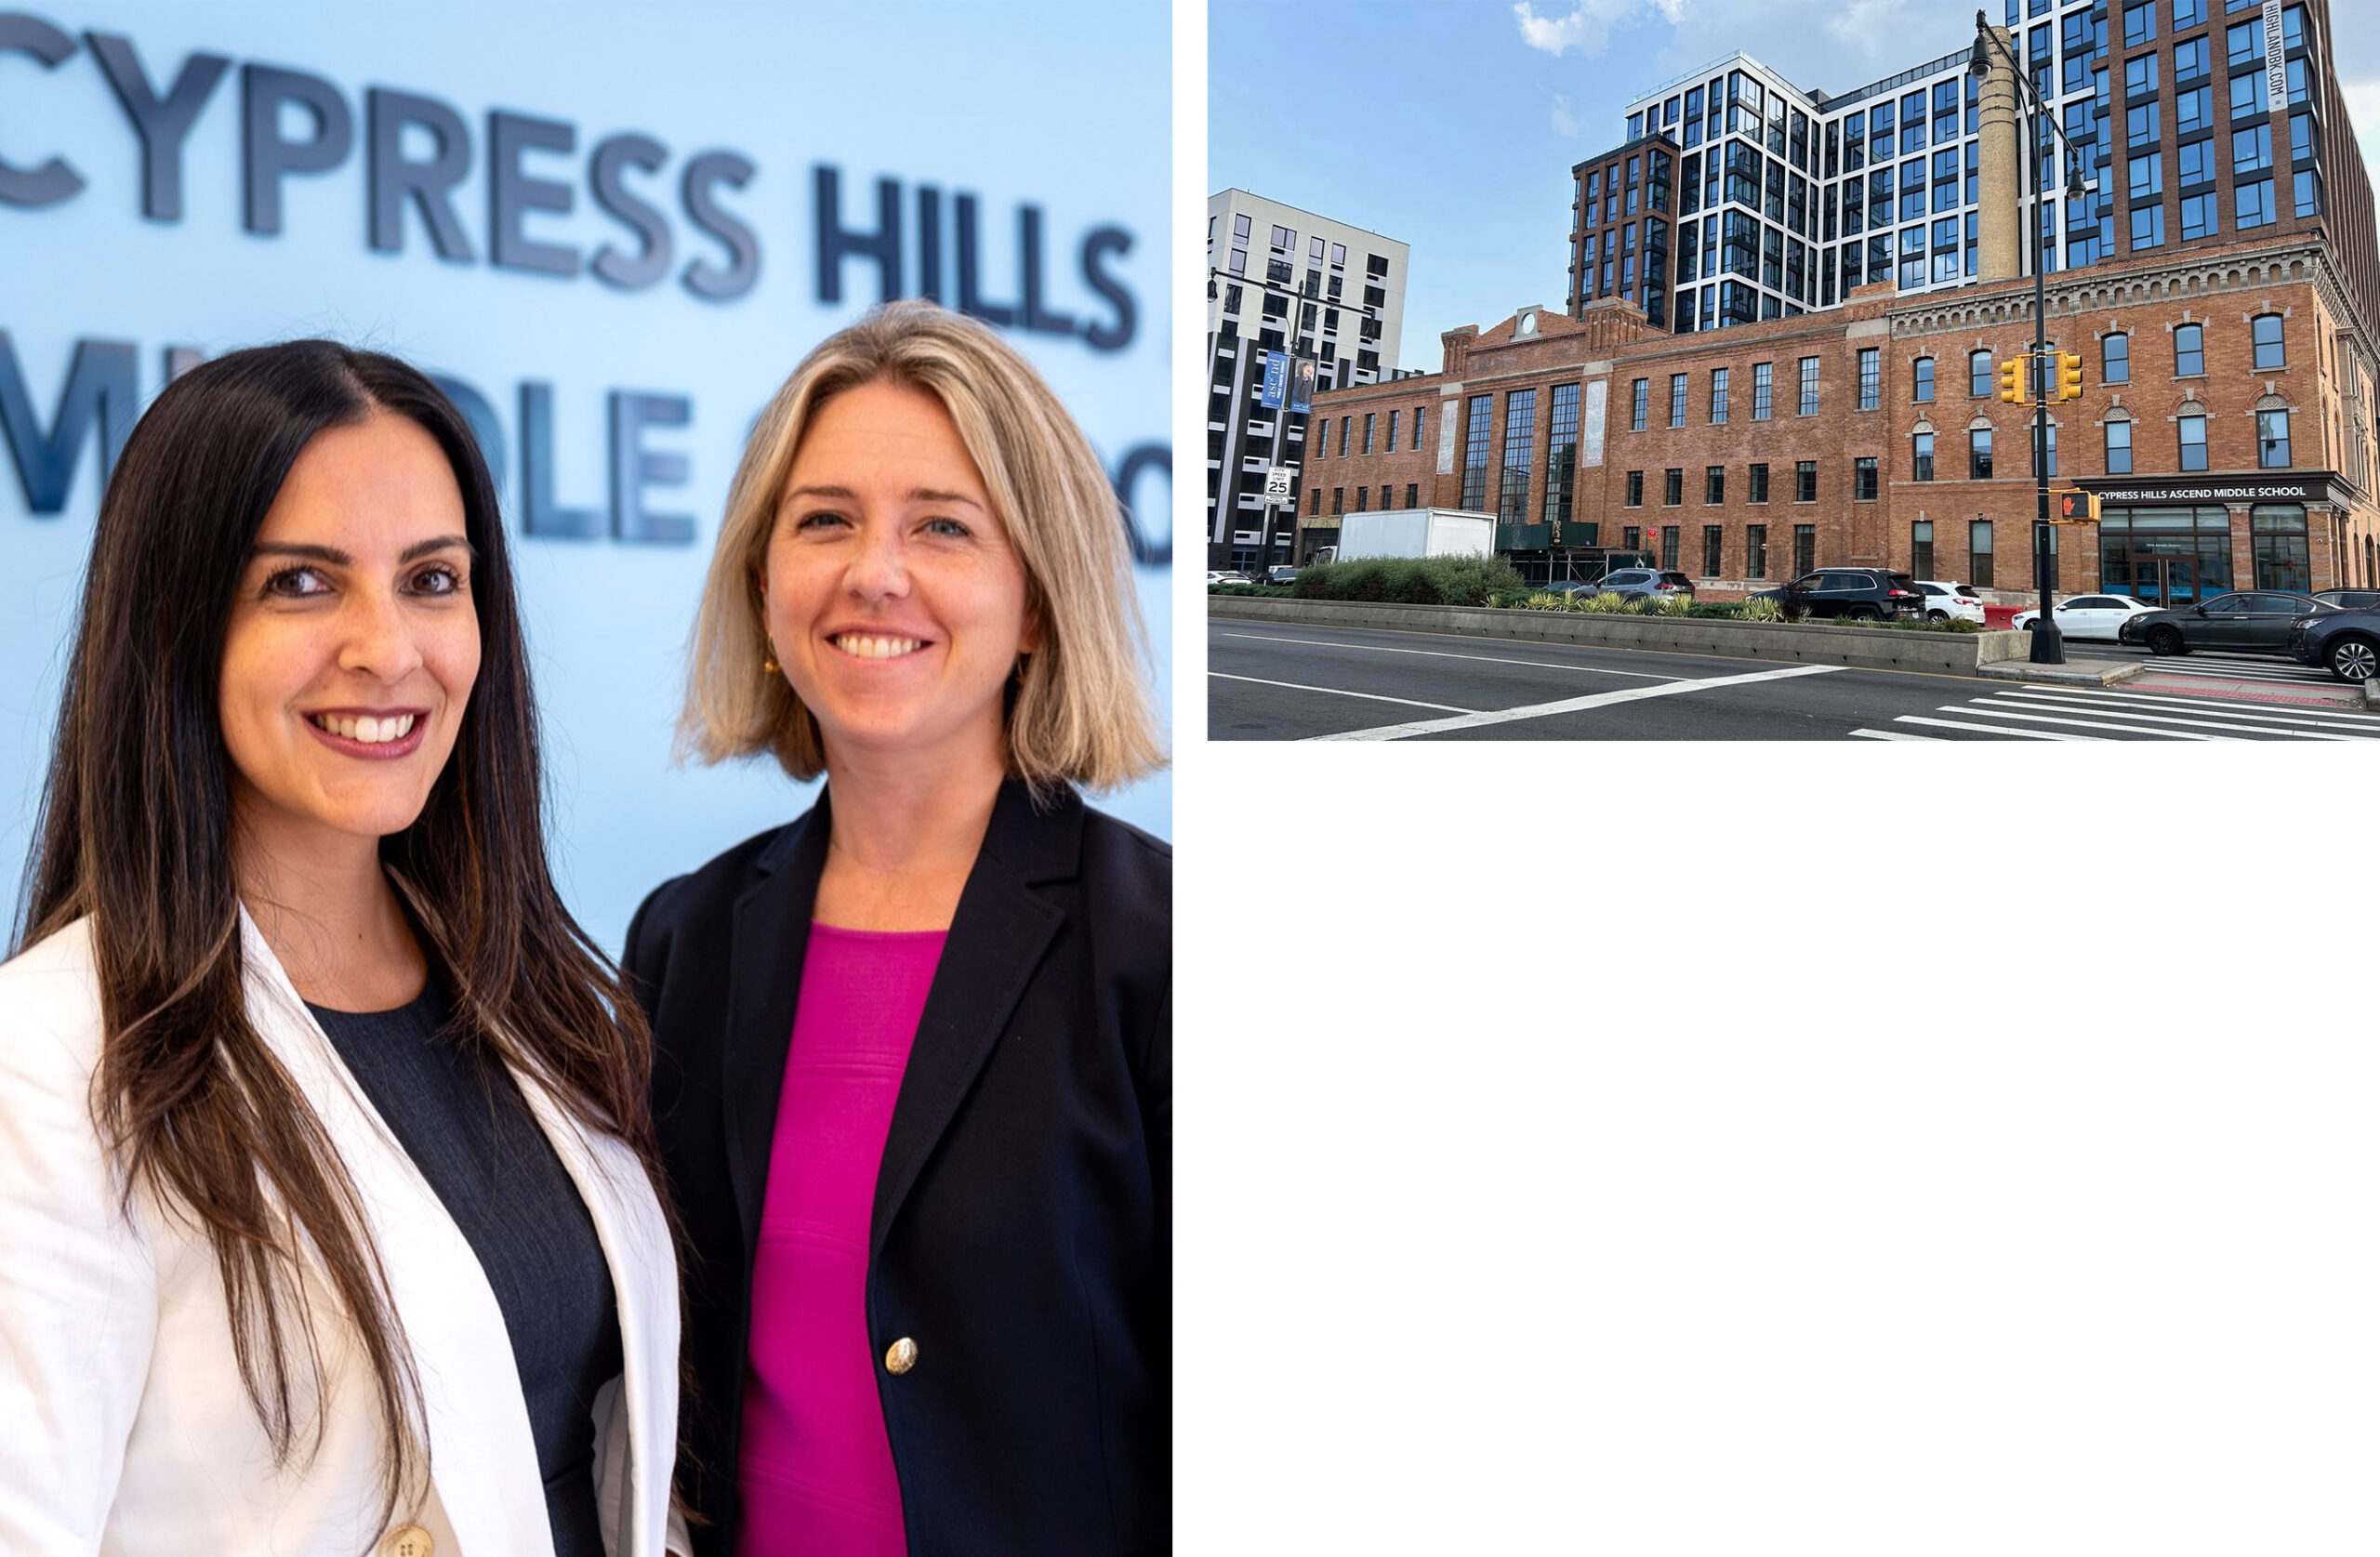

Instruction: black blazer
[623,779,1170,1557]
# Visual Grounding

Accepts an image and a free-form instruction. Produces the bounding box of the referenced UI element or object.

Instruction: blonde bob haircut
[680,299,1165,795]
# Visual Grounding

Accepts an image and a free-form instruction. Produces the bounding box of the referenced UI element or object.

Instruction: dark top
[624,779,1172,1557]
[310,982,621,1557]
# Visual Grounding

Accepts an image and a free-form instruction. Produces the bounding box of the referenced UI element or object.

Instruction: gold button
[383,1527,434,1557]
[884,1337,919,1375]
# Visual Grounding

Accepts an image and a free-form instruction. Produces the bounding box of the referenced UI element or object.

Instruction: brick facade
[1307,235,2380,599]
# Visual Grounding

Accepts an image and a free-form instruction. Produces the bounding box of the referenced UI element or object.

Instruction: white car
[1914,580,1986,625]
[2010,593,2160,640]
[1207,570,1252,587]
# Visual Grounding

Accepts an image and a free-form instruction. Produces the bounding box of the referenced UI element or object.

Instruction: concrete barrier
[1208,594,2031,676]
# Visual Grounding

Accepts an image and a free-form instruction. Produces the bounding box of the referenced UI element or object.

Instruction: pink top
[736,924,945,1557]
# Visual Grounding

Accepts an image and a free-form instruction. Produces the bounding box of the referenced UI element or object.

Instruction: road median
[1209,595,2032,677]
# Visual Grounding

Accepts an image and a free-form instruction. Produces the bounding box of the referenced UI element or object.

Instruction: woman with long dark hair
[626,301,1169,1557]
[0,341,682,1556]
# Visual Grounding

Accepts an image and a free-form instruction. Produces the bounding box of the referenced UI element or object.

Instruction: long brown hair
[14,341,662,1523]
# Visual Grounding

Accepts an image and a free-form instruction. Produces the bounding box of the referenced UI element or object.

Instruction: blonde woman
[624,301,1169,1557]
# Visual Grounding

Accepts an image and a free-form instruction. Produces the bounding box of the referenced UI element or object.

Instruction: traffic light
[1998,355,2026,403]
[2056,350,2083,401]
[2055,489,2101,523]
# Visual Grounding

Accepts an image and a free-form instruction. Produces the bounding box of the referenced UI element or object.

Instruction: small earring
[763,647,782,675]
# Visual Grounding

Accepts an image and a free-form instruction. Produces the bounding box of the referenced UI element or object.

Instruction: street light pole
[1973,11,2089,666]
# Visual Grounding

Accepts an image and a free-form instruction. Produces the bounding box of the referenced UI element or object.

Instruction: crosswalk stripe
[2013,686,2380,730]
[1952,704,2210,738]
[1895,714,2099,739]
[2142,656,2342,676]
[1849,728,1941,740]
[2139,670,2330,687]
[1983,693,2362,740]
[2135,660,2330,680]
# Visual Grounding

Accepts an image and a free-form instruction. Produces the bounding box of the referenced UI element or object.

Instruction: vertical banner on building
[1436,392,1461,475]
[1289,355,1316,414]
[1580,379,1608,468]
[2264,0,2286,111]
[1259,351,1289,409]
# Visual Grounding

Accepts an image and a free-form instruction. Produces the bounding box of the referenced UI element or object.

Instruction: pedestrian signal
[1998,356,2026,402]
[2054,489,2100,523]
[2056,350,2083,401]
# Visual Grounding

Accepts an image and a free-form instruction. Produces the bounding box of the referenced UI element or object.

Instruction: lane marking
[1849,729,1940,740]
[1896,714,2099,739]
[2013,687,2380,731]
[1980,694,2360,740]
[1216,631,1682,680]
[1953,705,2210,738]
[1309,663,1844,742]
[1208,672,1478,715]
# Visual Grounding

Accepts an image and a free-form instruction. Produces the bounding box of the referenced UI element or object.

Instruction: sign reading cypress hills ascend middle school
[0,1,1172,948]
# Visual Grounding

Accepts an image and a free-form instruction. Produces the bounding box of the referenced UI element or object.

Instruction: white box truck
[1330,508,1495,563]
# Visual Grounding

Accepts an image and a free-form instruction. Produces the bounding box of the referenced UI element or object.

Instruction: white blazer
[0,913,684,1556]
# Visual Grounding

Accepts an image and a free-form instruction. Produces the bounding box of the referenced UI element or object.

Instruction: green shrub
[1655,592,1694,616]
[1288,553,1524,608]
[1574,590,1633,614]
[1522,591,1568,611]
[1738,596,1786,623]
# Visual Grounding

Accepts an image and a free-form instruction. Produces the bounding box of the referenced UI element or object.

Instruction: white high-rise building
[1204,190,1409,569]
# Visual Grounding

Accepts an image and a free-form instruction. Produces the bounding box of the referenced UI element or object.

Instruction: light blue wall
[0,1,1170,952]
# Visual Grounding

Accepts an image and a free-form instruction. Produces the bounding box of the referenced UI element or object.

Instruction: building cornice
[1886,241,2374,354]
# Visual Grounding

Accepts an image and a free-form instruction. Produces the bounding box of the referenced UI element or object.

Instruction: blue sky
[1211,0,2380,374]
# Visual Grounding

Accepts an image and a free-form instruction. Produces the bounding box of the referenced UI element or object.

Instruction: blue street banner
[1259,350,1289,409]
[1289,354,1316,414]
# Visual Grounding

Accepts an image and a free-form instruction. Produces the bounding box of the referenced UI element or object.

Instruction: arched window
[2175,322,2204,375]
[2102,332,2130,383]
[2252,313,2286,371]
[1913,356,1936,402]
[1969,349,1993,396]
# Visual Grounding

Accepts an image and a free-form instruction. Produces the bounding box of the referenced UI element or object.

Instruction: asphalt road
[1208,620,2380,742]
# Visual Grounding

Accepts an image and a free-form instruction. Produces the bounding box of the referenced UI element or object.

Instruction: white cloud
[1552,92,1583,137]
[1515,2,1606,57]
[1514,0,1683,59]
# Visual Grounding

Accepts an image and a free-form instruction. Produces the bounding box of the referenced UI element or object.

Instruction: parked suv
[1774,569,1925,621]
[1913,580,1985,625]
[1595,568,1696,603]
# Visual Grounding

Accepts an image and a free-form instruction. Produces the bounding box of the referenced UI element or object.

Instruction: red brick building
[1303,233,2379,600]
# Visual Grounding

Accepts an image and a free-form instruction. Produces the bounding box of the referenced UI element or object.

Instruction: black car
[2313,587,2380,611]
[2289,606,2380,681]
[1768,568,1925,621]
[2117,590,2336,654]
